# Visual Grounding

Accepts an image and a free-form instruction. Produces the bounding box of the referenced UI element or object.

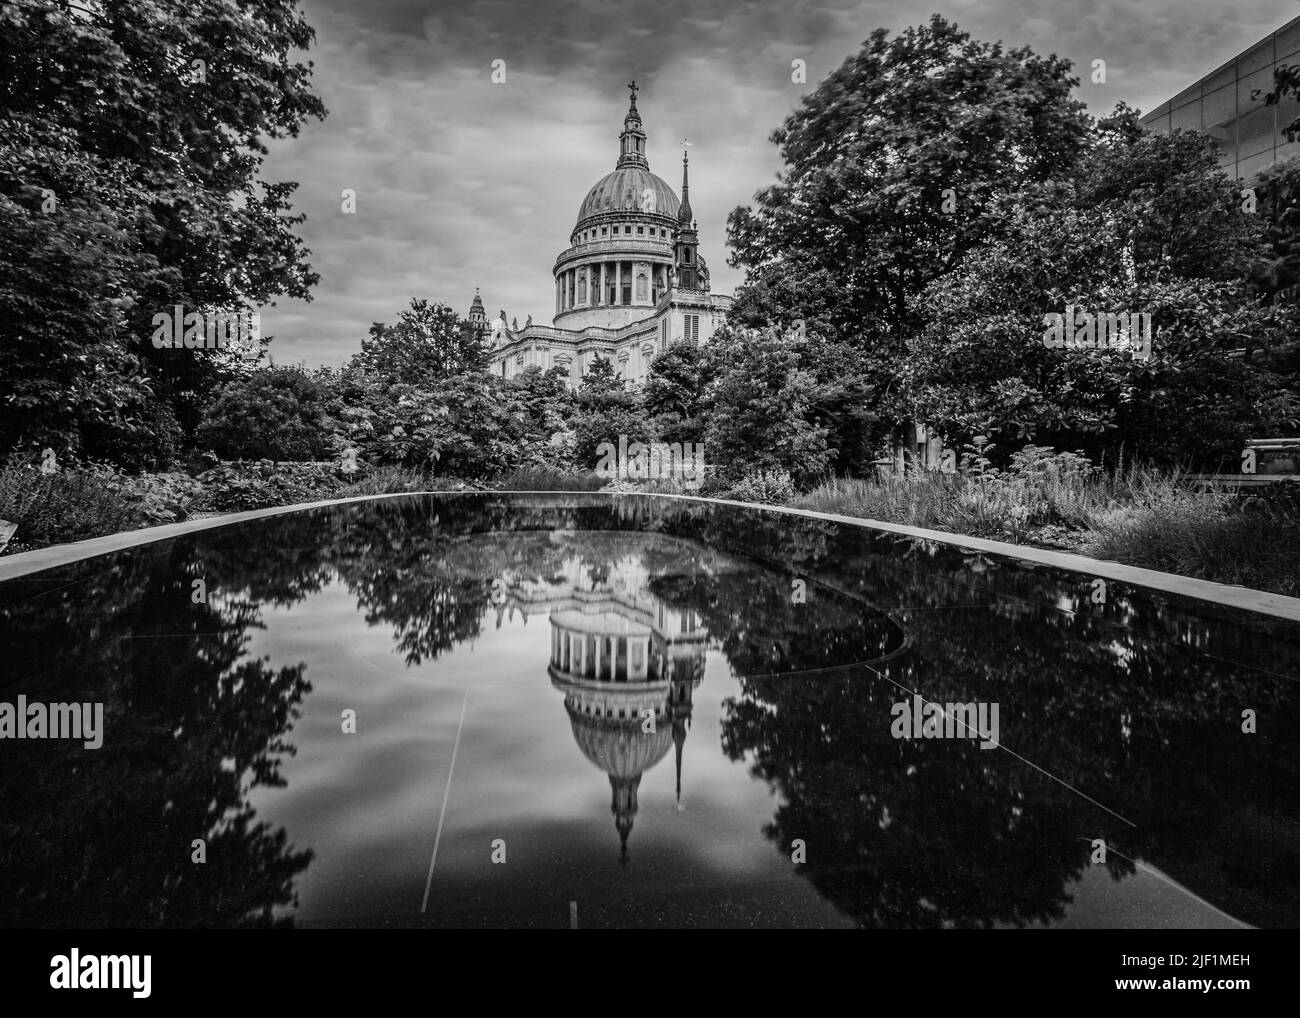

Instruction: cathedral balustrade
[553,239,674,269]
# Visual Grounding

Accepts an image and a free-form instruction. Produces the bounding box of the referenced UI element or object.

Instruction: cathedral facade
[473,84,733,386]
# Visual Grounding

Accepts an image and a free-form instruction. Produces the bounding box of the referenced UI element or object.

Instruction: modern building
[1140,14,1300,180]
[473,84,732,387]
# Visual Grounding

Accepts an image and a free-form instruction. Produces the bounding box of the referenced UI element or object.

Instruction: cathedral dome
[575,167,680,230]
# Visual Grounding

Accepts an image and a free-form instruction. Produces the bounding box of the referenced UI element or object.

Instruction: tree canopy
[1,0,326,460]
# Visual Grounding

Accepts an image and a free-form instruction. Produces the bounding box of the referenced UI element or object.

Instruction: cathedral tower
[467,288,488,338]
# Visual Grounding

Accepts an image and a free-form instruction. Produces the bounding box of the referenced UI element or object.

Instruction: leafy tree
[349,299,487,387]
[0,0,326,462]
[726,14,1091,432]
[505,365,575,438]
[905,118,1297,465]
[0,118,158,456]
[577,355,623,396]
[195,365,338,461]
[1252,156,1300,302]
[701,325,833,486]
[644,343,711,445]
[566,356,647,468]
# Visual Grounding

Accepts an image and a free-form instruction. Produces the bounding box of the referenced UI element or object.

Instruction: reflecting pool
[1,493,1298,928]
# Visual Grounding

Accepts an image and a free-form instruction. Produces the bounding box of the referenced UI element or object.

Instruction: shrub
[191,460,346,512]
[495,466,607,491]
[196,366,338,461]
[80,400,188,473]
[0,463,137,553]
[719,468,796,505]
[339,466,432,496]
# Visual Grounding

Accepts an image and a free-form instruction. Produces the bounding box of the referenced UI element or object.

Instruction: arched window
[577,272,587,303]
[635,272,648,301]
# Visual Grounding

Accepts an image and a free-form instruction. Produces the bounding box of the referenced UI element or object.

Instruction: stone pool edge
[2,490,1299,624]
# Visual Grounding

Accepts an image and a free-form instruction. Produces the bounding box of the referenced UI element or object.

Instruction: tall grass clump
[794,445,1105,541]
[1080,478,1300,595]
[794,447,1300,596]
[495,465,607,491]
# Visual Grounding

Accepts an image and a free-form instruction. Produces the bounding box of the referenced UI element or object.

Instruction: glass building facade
[1140,15,1300,180]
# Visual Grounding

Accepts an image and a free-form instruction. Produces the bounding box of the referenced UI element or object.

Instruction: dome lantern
[616,80,648,171]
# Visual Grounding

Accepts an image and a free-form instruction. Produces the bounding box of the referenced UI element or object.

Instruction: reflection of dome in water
[529,548,708,863]
[567,702,675,779]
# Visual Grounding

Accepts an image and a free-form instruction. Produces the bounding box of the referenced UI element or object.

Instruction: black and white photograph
[1,0,1298,997]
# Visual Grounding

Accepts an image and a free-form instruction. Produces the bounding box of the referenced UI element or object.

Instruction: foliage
[495,465,607,491]
[1251,156,1300,303]
[791,452,1300,593]
[0,456,208,553]
[190,460,347,513]
[340,466,437,496]
[700,325,833,487]
[196,365,338,461]
[349,299,488,386]
[718,468,796,505]
[0,0,327,458]
[726,14,1091,429]
[905,121,1297,466]
[111,470,206,526]
[570,356,651,467]
[644,343,711,445]
[0,463,138,553]
[1080,487,1300,596]
[332,373,549,478]
[504,365,575,439]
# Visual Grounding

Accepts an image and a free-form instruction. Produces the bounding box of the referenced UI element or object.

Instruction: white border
[2,490,1299,623]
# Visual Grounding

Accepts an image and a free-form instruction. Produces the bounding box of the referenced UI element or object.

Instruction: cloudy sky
[258,0,1300,366]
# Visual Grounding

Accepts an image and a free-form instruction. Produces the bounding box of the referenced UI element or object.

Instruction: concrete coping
[1,490,1298,624]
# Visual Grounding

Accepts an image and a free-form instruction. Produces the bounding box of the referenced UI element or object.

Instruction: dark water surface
[2,493,1298,929]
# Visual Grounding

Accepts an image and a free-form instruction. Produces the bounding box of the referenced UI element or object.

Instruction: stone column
[615,263,622,305]
[594,635,602,679]
[629,636,649,681]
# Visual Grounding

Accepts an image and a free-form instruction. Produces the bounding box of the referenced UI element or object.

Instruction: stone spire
[673,151,701,291]
[616,80,648,170]
[678,149,693,225]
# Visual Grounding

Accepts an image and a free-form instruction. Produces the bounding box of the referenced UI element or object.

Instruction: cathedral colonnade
[556,261,671,314]
[551,621,653,683]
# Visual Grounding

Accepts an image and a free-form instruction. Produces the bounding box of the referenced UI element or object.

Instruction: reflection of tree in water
[187,493,1300,927]
[657,503,1300,929]
[8,493,1296,928]
[0,544,312,928]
